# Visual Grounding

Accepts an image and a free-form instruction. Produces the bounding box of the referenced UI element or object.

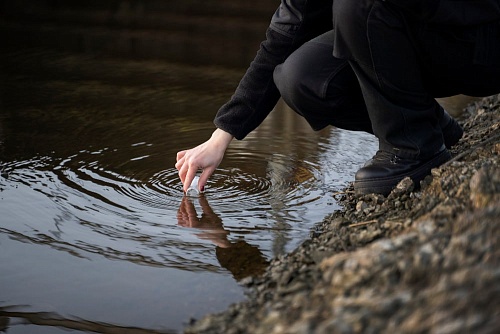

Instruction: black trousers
[274,0,500,159]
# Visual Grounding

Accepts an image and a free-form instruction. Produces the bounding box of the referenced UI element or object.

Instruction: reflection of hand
[175,128,233,193]
[177,197,269,281]
[177,196,231,248]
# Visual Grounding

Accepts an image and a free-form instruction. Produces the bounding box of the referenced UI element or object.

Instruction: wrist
[211,128,234,149]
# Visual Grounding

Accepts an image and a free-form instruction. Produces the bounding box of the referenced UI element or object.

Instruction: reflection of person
[176,1,500,196]
[177,196,269,280]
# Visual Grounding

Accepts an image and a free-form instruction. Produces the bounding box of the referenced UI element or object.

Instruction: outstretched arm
[176,0,332,192]
[214,0,333,139]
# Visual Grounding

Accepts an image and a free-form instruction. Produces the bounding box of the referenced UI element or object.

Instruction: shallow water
[0,49,379,333]
[0,6,477,327]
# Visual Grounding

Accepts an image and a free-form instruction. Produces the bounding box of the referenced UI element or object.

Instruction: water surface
[0,1,478,331]
[0,49,378,333]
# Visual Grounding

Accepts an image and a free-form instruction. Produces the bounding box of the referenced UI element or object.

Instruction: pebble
[185,94,500,334]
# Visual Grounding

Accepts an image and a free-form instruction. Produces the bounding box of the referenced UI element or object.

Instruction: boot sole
[354,149,452,196]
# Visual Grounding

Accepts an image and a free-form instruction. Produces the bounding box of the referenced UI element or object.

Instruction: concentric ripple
[0,127,377,334]
[0,46,383,333]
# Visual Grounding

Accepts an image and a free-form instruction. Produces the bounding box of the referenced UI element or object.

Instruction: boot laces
[373,150,401,164]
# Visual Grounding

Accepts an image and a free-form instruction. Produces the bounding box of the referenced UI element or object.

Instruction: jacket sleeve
[385,0,500,25]
[213,0,332,140]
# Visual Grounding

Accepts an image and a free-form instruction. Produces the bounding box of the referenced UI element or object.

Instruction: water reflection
[177,196,230,248]
[0,307,175,334]
[0,33,476,334]
[177,196,269,280]
[1,56,477,333]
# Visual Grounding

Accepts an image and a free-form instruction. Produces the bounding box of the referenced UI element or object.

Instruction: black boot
[441,111,463,149]
[354,147,451,196]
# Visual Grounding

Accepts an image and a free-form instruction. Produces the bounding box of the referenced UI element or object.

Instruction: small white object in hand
[186,175,202,196]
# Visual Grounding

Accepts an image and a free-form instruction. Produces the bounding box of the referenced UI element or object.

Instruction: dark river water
[0,3,474,332]
[0,48,379,333]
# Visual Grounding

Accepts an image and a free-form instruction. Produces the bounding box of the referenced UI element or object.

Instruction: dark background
[0,0,279,68]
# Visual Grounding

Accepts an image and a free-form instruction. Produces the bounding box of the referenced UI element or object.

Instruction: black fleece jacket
[213,0,500,140]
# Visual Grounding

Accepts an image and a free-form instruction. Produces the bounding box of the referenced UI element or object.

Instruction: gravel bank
[186,95,500,334]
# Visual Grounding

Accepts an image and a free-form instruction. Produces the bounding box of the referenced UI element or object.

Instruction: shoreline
[186,94,500,334]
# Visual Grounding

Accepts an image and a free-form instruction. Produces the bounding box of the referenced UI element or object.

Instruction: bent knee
[273,57,313,106]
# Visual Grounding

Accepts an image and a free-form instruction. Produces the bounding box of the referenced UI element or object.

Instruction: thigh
[274,30,372,132]
[276,30,348,99]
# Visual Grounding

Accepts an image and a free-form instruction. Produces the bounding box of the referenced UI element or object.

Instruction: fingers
[175,150,187,173]
[177,149,199,191]
[177,160,193,190]
[183,167,198,193]
[174,157,184,174]
[175,136,226,193]
[198,167,215,192]
[176,157,187,183]
[175,150,192,185]
[176,150,186,162]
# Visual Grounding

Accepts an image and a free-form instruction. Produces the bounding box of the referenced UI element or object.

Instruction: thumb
[198,167,216,192]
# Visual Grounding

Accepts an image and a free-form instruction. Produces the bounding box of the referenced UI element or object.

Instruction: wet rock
[184,95,500,334]
[388,177,414,198]
[355,200,368,212]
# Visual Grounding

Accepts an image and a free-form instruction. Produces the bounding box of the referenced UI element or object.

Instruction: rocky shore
[185,94,500,334]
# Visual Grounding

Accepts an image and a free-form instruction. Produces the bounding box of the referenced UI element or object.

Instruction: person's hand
[175,128,233,193]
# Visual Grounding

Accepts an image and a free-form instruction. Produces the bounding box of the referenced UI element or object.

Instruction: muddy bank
[185,94,500,334]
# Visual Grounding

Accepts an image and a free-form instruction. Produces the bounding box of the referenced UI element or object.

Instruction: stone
[469,165,500,209]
